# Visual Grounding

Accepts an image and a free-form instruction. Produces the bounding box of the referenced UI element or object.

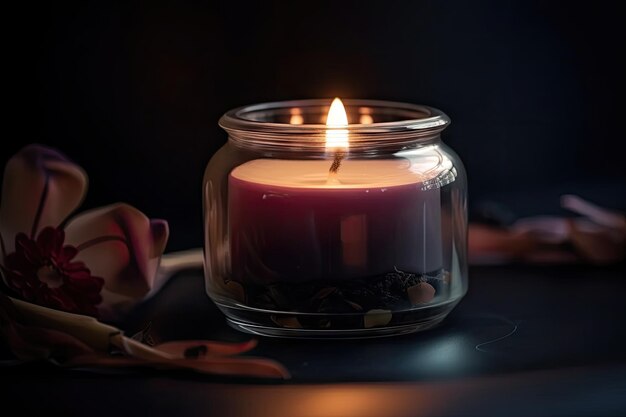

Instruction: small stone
[364,309,392,328]
[271,316,302,329]
[407,282,436,305]
[224,280,246,303]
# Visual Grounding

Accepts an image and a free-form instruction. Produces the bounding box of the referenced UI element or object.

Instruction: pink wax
[228,159,443,284]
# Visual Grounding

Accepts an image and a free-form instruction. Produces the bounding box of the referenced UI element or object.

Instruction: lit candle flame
[325,97,349,151]
[325,98,348,181]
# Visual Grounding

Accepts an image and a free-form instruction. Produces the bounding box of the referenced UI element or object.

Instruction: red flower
[2,227,104,317]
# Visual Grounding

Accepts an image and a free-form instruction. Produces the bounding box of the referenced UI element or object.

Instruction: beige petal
[0,145,88,253]
[64,203,169,308]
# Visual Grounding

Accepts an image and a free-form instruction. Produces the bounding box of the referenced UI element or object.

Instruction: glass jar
[203,99,467,338]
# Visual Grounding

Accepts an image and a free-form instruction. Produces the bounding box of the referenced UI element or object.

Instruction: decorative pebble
[271,316,302,329]
[407,282,436,305]
[224,280,246,303]
[247,268,448,313]
[364,309,392,328]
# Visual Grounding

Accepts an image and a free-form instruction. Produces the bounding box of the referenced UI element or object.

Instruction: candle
[229,159,444,284]
[228,98,447,285]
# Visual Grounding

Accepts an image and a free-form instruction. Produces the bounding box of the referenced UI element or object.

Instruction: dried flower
[2,227,104,317]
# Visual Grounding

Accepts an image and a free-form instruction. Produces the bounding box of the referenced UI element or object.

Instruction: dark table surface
[3,263,626,416]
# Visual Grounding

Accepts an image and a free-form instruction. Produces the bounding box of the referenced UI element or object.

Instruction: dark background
[3,0,625,251]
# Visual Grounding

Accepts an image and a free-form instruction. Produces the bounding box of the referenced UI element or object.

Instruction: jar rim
[219,99,451,153]
[220,98,449,132]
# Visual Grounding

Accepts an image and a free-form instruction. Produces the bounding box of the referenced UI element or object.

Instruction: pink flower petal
[63,204,169,318]
[0,145,87,254]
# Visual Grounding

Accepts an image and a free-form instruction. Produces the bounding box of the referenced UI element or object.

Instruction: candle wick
[329,151,345,175]
[327,152,345,185]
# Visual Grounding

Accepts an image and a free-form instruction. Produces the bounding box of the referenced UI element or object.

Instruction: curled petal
[63,204,169,318]
[2,295,289,379]
[114,337,287,378]
[0,295,95,361]
[0,145,88,254]
[2,318,95,361]
[7,296,119,351]
[154,339,258,357]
